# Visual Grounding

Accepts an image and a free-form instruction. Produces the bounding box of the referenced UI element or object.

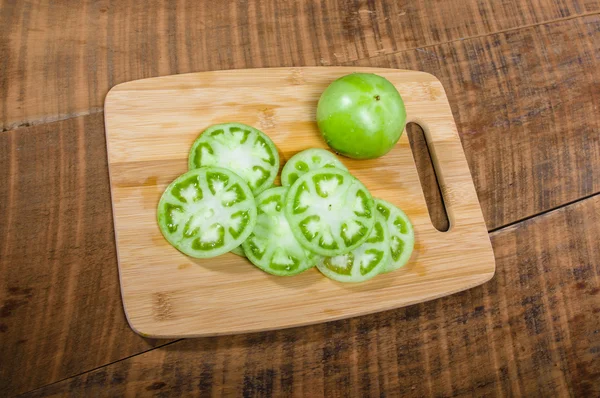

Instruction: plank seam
[1,108,103,134]
[8,10,600,396]
[489,191,600,235]
[15,192,600,396]
[2,12,600,134]
[16,339,183,397]
[340,11,600,66]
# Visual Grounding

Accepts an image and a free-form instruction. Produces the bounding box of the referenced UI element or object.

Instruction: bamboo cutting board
[104,67,495,338]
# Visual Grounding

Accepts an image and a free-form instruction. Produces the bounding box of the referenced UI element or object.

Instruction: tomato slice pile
[285,168,375,257]
[157,120,415,282]
[157,167,257,258]
[243,187,320,276]
[317,212,390,282]
[281,148,348,187]
[189,123,279,195]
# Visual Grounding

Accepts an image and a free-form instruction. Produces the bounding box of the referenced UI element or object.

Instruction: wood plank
[104,67,494,337]
[0,114,171,396]
[21,194,600,397]
[348,15,600,230]
[1,0,599,130]
[2,14,599,395]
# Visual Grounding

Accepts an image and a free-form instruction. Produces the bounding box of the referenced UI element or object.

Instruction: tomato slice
[285,168,375,256]
[375,199,415,271]
[317,212,391,282]
[281,148,348,186]
[189,123,279,195]
[157,167,257,258]
[243,187,320,276]
[230,245,246,257]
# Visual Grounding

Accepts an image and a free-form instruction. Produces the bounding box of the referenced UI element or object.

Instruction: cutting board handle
[408,103,482,233]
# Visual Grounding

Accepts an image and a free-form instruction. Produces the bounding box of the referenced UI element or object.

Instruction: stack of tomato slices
[157,123,414,283]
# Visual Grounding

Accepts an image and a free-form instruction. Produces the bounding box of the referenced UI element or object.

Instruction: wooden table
[1,1,599,396]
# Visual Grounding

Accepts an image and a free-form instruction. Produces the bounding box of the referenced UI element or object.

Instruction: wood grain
[104,67,494,337]
[22,194,600,397]
[349,15,600,230]
[0,1,598,396]
[0,114,170,396]
[1,0,599,130]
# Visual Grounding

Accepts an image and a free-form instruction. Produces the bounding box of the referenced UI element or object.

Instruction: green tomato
[316,73,407,159]
[157,166,257,258]
[189,123,279,195]
[317,211,391,283]
[375,199,415,272]
[243,187,320,276]
[281,148,347,187]
[284,167,375,257]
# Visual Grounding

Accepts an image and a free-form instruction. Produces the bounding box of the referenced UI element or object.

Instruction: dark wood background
[1,1,599,396]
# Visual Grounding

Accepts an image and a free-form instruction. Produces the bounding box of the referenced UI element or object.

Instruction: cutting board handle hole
[407,122,450,232]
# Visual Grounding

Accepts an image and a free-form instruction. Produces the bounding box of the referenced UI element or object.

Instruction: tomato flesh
[189,123,279,195]
[157,167,257,258]
[281,148,347,186]
[317,212,391,282]
[375,199,415,271]
[285,168,375,256]
[230,245,246,257]
[243,187,320,276]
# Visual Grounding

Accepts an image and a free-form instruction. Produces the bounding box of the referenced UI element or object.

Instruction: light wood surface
[104,67,495,337]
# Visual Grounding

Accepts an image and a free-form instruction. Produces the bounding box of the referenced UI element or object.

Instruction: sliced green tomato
[317,212,390,282]
[375,199,415,271]
[230,245,246,257]
[281,148,348,186]
[157,167,257,258]
[285,168,375,256]
[243,187,320,276]
[189,123,279,195]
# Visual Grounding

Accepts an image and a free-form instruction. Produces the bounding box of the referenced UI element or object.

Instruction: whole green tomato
[316,73,407,159]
